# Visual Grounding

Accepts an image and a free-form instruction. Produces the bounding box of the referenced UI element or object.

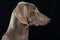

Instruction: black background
[0,0,60,40]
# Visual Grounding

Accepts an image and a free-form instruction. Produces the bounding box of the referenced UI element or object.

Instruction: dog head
[14,2,51,27]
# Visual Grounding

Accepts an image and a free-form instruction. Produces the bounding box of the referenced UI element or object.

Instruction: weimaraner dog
[1,2,51,40]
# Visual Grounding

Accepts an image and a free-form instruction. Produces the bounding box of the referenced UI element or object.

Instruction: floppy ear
[13,4,28,25]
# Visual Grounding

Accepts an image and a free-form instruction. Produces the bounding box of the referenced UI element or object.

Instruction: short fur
[1,2,50,40]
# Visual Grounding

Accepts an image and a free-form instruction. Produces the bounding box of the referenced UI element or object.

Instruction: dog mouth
[29,22,49,26]
[34,18,51,26]
[29,18,51,26]
[33,22,50,26]
[39,22,49,26]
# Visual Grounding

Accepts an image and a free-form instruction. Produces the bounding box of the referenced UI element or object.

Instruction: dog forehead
[18,2,29,5]
[18,2,32,5]
[18,2,36,7]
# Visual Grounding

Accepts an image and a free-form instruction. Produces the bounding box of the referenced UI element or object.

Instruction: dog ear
[13,3,28,25]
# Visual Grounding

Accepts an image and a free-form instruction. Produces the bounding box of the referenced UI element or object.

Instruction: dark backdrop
[0,0,60,40]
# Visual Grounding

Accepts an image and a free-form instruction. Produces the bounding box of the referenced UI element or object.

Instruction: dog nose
[48,18,51,22]
[39,17,51,26]
[44,17,51,22]
[44,17,51,23]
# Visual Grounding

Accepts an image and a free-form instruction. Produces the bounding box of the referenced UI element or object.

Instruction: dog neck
[5,13,29,40]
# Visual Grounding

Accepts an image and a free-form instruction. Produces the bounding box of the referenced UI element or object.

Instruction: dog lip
[34,24,39,26]
[40,23,47,26]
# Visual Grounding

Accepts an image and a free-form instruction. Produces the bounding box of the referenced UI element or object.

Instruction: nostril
[48,18,51,22]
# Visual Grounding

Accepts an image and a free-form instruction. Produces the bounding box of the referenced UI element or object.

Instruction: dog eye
[30,10,35,16]
[31,11,35,14]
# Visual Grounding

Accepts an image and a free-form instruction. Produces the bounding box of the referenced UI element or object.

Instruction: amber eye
[31,10,35,13]
[30,10,35,16]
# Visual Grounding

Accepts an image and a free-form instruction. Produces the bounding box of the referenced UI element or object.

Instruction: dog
[1,2,51,40]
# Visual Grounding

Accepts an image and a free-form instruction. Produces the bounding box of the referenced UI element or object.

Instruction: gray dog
[1,2,51,40]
